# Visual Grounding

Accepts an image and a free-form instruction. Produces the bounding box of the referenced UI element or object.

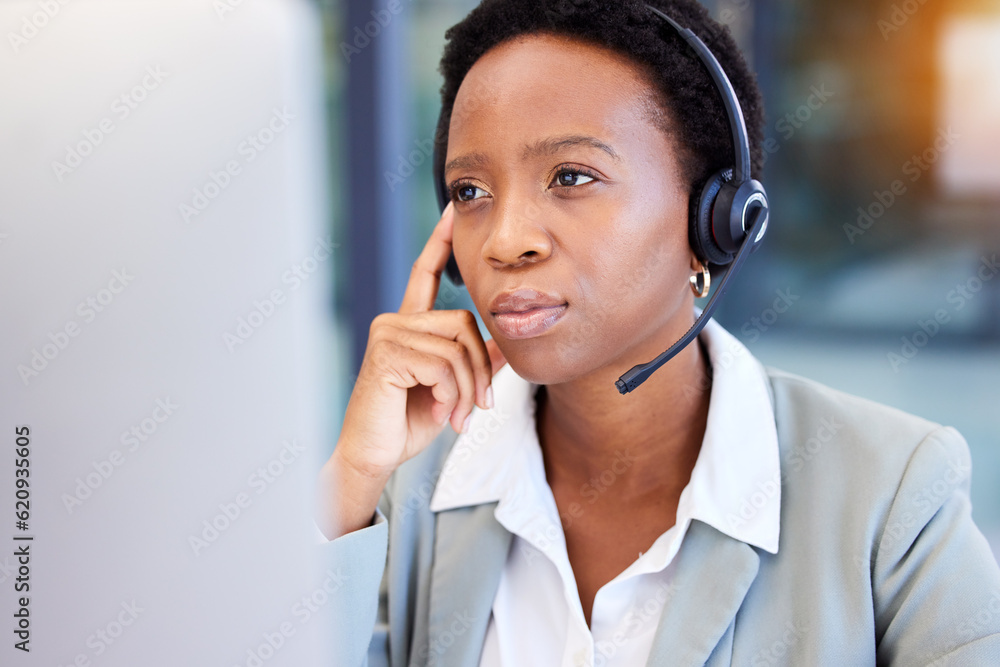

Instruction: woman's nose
[480,196,552,271]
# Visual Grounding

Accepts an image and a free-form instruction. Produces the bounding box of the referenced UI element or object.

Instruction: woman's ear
[689,251,704,274]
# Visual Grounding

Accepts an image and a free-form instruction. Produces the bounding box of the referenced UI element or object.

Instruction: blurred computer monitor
[0,1,337,664]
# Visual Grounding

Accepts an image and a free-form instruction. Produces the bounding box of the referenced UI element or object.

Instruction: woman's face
[446,32,697,385]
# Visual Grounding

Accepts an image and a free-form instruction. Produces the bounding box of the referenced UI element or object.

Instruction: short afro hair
[434,0,765,209]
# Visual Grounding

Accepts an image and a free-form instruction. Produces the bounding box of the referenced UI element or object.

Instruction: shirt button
[574,648,588,666]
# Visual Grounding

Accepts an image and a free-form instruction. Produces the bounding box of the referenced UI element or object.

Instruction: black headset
[431,3,769,395]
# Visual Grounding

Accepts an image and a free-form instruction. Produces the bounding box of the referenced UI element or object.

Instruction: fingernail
[462,413,472,433]
[485,386,494,409]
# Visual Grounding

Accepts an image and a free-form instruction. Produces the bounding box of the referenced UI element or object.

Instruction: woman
[316,1,1000,665]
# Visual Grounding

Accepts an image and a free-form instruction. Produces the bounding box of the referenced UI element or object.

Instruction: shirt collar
[428,315,781,555]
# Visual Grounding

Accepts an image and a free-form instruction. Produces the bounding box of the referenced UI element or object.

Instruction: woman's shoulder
[762,363,942,439]
[761,363,972,508]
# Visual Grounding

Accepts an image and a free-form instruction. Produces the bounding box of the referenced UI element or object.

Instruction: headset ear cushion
[690,168,736,266]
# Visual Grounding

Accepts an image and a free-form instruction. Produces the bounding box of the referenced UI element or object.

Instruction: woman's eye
[451,183,487,202]
[450,168,596,202]
[553,169,595,188]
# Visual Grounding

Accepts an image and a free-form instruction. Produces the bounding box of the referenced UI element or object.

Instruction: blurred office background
[321,0,1000,556]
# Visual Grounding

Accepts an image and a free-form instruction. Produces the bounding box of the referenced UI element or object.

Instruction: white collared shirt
[428,316,781,667]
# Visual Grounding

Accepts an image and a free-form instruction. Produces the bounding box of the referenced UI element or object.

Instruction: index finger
[399,200,455,314]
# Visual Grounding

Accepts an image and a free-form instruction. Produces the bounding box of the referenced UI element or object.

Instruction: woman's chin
[485,316,607,385]
[500,348,589,386]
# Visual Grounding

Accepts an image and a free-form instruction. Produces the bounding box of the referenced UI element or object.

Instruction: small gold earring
[690,261,711,298]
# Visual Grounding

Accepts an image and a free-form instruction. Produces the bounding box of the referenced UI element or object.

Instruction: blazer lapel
[645,520,761,667]
[424,501,513,667]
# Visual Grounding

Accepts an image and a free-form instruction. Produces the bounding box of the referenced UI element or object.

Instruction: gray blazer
[326,364,1000,666]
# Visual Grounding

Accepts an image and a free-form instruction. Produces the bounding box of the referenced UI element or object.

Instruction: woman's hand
[340,199,507,477]
[316,201,507,538]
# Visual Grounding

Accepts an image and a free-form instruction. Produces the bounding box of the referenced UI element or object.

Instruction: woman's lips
[492,304,568,339]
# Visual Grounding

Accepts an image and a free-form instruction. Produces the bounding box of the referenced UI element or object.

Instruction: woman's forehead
[454,33,654,111]
[449,33,665,149]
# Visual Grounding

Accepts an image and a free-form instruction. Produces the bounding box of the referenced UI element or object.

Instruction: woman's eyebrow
[445,134,621,177]
[522,134,621,162]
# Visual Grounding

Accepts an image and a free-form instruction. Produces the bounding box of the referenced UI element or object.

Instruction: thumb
[485,337,507,376]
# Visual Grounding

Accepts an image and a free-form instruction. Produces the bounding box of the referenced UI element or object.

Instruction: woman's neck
[535,335,712,504]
